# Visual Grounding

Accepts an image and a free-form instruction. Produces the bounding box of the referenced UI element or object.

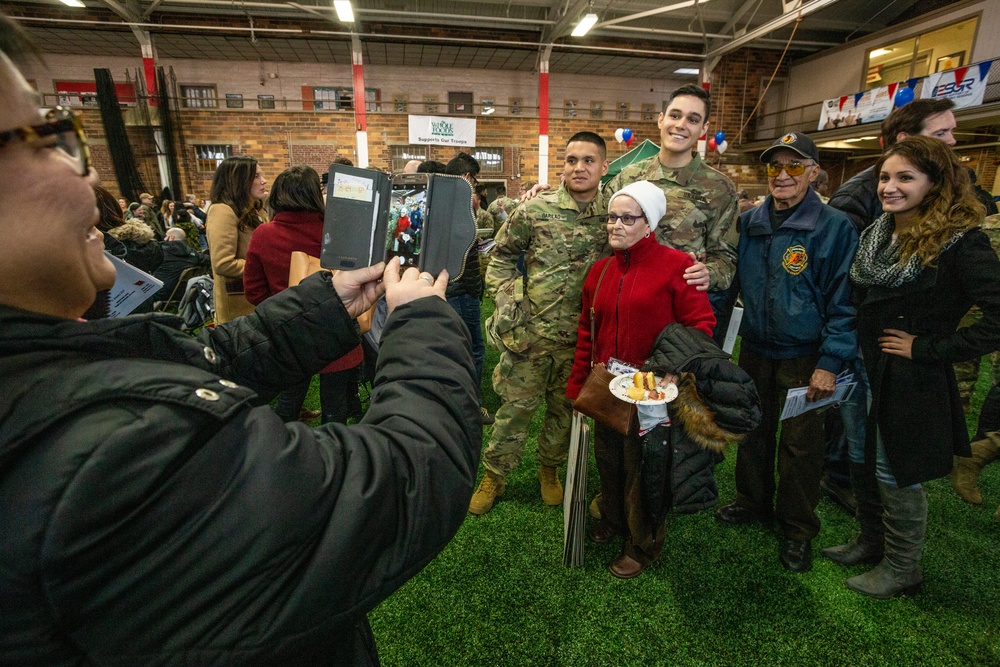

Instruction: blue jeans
[447,293,485,390]
[841,356,869,468]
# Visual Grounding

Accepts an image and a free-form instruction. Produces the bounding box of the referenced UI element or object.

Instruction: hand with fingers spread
[332,262,387,318]
[683,252,710,291]
[878,328,915,360]
[384,257,448,312]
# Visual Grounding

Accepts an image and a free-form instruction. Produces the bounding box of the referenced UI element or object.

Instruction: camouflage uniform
[956,213,1000,403]
[483,184,608,475]
[487,196,518,236]
[604,152,739,290]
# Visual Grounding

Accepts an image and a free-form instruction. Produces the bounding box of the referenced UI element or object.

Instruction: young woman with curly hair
[824,135,1000,598]
[206,155,268,323]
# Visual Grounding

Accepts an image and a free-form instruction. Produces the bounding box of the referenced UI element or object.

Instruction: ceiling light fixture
[60,0,86,6]
[571,13,599,37]
[674,67,699,75]
[870,48,893,58]
[334,0,355,23]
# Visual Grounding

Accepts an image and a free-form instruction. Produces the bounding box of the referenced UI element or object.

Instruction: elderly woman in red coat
[567,180,716,578]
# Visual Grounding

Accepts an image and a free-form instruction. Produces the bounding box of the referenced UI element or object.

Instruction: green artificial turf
[311,298,1000,665]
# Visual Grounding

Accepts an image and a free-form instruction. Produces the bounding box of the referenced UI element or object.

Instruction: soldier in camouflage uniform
[469,133,610,515]
[951,214,1000,516]
[485,184,513,235]
[604,84,738,296]
[954,213,1000,405]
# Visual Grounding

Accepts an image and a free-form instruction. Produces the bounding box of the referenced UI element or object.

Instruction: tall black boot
[821,462,884,565]
[845,481,926,599]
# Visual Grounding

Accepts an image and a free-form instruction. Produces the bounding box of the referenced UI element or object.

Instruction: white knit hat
[608,180,666,231]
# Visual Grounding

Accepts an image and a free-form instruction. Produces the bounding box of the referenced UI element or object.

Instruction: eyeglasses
[0,107,91,176]
[766,161,814,177]
[606,213,645,226]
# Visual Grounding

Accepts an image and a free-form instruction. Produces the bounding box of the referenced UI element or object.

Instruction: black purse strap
[589,261,612,369]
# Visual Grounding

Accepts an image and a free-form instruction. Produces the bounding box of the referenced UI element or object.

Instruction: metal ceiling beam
[596,0,712,29]
[718,0,764,36]
[703,0,845,60]
[541,0,591,42]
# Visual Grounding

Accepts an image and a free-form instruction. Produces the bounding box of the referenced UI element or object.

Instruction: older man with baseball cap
[715,132,859,574]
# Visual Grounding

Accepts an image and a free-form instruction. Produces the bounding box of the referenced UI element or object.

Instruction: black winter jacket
[641,324,762,519]
[828,165,880,233]
[855,229,1000,486]
[0,272,481,666]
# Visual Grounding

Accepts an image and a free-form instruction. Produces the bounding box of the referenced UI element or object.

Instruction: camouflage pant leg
[955,308,982,406]
[990,350,1000,387]
[534,345,577,469]
[484,344,574,475]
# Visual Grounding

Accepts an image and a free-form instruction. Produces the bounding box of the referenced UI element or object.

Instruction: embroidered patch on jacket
[782,245,808,275]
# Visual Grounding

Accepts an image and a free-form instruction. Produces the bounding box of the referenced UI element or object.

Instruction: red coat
[244,211,362,372]
[566,233,715,400]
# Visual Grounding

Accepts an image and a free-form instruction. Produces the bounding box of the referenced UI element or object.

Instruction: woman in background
[829,136,1000,598]
[244,165,363,424]
[206,155,267,323]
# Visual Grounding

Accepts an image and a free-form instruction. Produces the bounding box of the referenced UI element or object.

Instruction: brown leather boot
[468,470,506,515]
[950,435,1000,504]
[538,465,563,506]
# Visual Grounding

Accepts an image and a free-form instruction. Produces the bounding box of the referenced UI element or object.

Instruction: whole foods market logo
[431,120,454,137]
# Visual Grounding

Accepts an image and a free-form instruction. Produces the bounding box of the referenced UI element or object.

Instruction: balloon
[715,131,726,144]
[614,128,625,143]
[718,139,729,154]
[625,136,635,146]
[894,87,914,107]
[622,128,633,142]
[707,137,717,151]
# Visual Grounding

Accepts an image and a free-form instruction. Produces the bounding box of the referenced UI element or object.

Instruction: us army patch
[782,245,808,275]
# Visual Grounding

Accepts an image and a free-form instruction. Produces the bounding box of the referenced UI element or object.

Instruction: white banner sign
[921,61,993,109]
[818,82,906,131]
[408,115,477,146]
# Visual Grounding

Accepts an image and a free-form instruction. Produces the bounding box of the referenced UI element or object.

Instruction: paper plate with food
[609,371,678,405]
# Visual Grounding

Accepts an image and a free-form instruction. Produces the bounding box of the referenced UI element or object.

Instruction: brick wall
[81,106,659,200]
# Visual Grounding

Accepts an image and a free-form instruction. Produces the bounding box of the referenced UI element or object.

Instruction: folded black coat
[640,323,762,523]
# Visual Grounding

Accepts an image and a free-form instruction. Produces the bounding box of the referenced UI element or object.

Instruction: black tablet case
[321,166,476,280]
[321,165,391,271]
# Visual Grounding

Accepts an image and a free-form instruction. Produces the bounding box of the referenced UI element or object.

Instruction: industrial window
[472,147,503,174]
[314,86,381,111]
[390,145,428,173]
[181,85,218,108]
[193,144,232,172]
[863,16,978,90]
[225,94,243,109]
[564,99,578,117]
[258,95,275,109]
[590,101,604,119]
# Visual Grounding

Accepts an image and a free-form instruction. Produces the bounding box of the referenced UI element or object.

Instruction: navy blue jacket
[737,189,858,374]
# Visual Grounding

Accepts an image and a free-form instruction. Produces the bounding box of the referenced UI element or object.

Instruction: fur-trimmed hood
[644,324,761,451]
[108,219,157,244]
